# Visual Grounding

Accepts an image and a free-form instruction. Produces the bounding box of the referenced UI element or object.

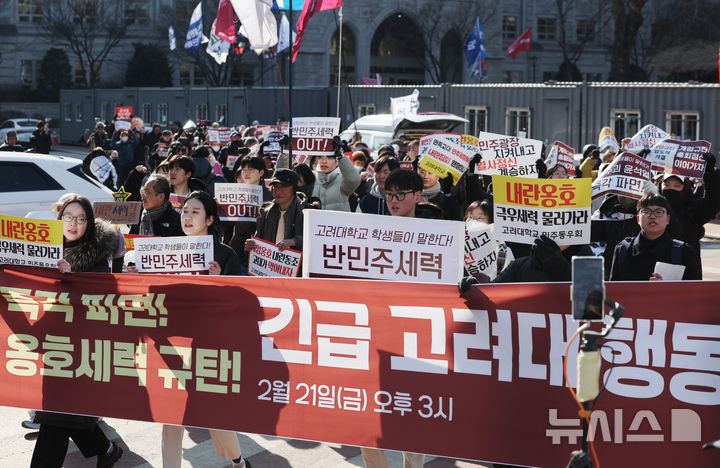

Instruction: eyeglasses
[62,214,88,224]
[140,188,158,196]
[385,191,415,202]
[639,208,667,218]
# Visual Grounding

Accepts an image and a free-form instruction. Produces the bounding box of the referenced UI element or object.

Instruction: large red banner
[0,265,718,467]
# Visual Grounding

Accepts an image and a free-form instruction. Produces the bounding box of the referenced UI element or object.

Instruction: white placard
[654,261,685,280]
[214,183,264,221]
[625,124,668,152]
[647,139,710,178]
[418,133,470,184]
[134,235,213,274]
[291,117,340,157]
[248,236,302,277]
[302,210,465,284]
[591,152,653,200]
[114,120,131,131]
[475,131,543,178]
[464,220,497,280]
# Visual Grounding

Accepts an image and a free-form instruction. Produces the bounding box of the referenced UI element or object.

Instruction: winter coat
[111,131,139,174]
[63,219,119,273]
[494,243,593,283]
[213,239,243,275]
[358,184,390,215]
[129,202,184,238]
[312,156,361,212]
[30,128,52,153]
[254,194,305,250]
[608,232,700,281]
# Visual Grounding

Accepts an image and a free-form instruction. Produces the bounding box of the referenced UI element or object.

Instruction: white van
[339,114,394,154]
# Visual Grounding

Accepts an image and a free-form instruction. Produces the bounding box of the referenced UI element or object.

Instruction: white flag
[277,13,296,53]
[207,20,230,64]
[231,0,278,54]
[168,26,176,51]
[390,89,420,126]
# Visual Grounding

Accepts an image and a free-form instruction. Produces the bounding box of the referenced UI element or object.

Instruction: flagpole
[288,0,293,161]
[336,6,343,118]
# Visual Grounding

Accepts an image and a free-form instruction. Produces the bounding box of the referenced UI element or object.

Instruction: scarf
[421,182,441,203]
[139,201,171,236]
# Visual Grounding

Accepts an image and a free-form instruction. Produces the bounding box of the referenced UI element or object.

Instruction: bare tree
[41,0,132,88]
[417,1,498,84]
[609,0,649,81]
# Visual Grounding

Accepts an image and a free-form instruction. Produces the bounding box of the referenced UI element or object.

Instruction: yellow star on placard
[113,186,131,202]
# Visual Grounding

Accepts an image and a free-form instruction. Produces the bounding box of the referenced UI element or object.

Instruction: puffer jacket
[312,156,361,212]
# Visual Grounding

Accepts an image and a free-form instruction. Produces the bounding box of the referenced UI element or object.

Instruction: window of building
[179,63,191,86]
[157,103,168,125]
[75,102,83,123]
[611,109,641,142]
[125,0,149,25]
[666,111,699,140]
[505,107,530,138]
[502,16,518,40]
[358,104,375,117]
[576,19,595,42]
[465,106,487,135]
[64,102,72,122]
[502,71,523,83]
[99,101,108,121]
[142,103,152,123]
[537,18,557,41]
[216,104,227,123]
[195,104,208,121]
[18,0,43,23]
[20,60,36,87]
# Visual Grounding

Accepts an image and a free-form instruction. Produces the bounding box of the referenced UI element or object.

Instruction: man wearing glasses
[609,193,700,280]
[130,175,183,237]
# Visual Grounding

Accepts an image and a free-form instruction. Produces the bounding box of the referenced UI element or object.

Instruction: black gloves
[458,276,479,293]
[536,158,547,178]
[278,134,290,148]
[470,153,483,170]
[703,152,716,178]
[530,235,570,281]
[332,136,350,157]
[440,173,454,194]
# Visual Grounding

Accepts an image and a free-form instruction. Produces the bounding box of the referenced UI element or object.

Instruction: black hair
[235,155,266,180]
[464,198,494,223]
[192,145,211,159]
[293,163,316,186]
[168,155,195,177]
[385,168,423,193]
[373,155,401,173]
[184,190,222,239]
[545,164,569,179]
[58,195,96,247]
[637,193,671,212]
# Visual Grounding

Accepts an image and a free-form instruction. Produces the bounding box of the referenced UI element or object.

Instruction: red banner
[0,266,718,467]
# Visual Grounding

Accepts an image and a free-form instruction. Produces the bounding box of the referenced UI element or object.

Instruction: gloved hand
[531,235,569,280]
[703,152,716,177]
[536,158,547,178]
[440,173,454,194]
[637,148,651,158]
[458,276,479,293]
[332,136,344,157]
[470,153,483,170]
[278,134,290,148]
[642,179,659,195]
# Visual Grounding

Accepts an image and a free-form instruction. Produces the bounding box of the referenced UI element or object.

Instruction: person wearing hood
[357,155,400,215]
[311,137,361,212]
[657,152,719,276]
[0,130,26,152]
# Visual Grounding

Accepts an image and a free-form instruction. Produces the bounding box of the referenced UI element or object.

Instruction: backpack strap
[671,239,684,265]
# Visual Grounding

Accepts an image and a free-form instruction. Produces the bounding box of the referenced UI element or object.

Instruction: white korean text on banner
[461,134,479,156]
[464,220,497,280]
[647,139,711,178]
[625,124,668,153]
[591,152,653,200]
[248,236,302,277]
[545,141,576,177]
[0,214,62,268]
[418,133,470,184]
[263,131,286,157]
[169,193,187,214]
[303,210,465,284]
[475,131,542,178]
[214,183,263,221]
[493,175,591,245]
[291,117,340,158]
[93,201,143,225]
[115,106,133,120]
[133,235,213,274]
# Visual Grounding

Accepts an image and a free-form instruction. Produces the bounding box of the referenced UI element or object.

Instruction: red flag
[291,0,342,63]
[215,0,236,43]
[507,28,532,59]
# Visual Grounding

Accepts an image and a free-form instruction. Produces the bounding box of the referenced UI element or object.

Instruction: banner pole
[288,0,293,161]
[336,6,343,118]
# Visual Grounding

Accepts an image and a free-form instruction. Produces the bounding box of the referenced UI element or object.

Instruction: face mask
[211,146,220,152]
[661,188,685,206]
[231,140,241,147]
[353,165,363,172]
[120,136,128,143]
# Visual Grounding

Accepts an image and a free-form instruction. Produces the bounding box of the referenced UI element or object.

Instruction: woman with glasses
[31,195,124,467]
[609,193,700,281]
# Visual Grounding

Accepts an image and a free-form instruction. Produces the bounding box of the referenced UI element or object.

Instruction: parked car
[339,114,394,155]
[0,153,114,217]
[0,118,37,146]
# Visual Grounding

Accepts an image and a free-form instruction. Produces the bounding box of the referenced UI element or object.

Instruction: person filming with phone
[609,193,700,281]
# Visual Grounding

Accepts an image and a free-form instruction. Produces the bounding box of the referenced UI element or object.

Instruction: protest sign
[598,126,619,153]
[256,124,288,138]
[303,210,465,283]
[114,120,131,132]
[545,141,576,177]
[115,106,133,120]
[263,131,285,156]
[493,175,591,245]
[390,89,419,125]
[123,234,154,252]
[291,117,340,157]
[217,127,232,144]
[155,141,169,159]
[214,183,263,221]
[225,153,241,171]
[591,152,653,200]
[475,131,542,178]
[418,133,470,184]
[131,116,145,132]
[206,129,220,143]
[93,201,143,225]
[169,193,187,214]
[647,139,710,178]
[1,265,717,468]
[464,220,497,280]
[625,124,668,153]
[248,236,302,277]
[0,215,62,268]
[133,235,213,274]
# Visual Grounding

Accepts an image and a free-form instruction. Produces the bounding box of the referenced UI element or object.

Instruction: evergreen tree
[125,43,173,87]
[37,48,72,100]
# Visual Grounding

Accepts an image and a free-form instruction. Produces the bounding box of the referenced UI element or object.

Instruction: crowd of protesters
[7,113,720,467]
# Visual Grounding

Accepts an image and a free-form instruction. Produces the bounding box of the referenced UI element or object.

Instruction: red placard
[0,266,718,468]
[115,106,133,120]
